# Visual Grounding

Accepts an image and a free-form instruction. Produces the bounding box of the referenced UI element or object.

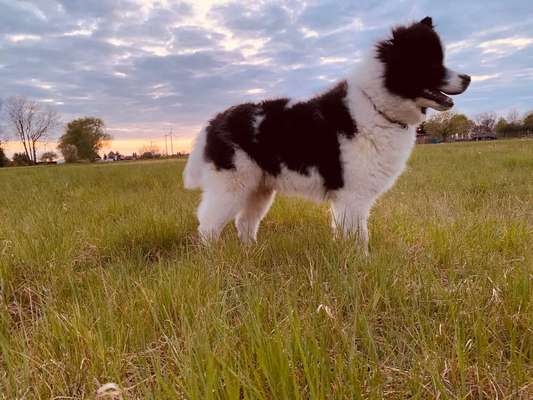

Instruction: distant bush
[140,151,161,159]
[139,144,161,159]
[12,152,31,166]
[40,151,58,162]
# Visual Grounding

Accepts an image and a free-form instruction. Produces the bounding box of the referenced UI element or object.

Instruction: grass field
[1,139,532,399]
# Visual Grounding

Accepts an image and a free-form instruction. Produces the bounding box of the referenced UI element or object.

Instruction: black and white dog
[184,17,470,250]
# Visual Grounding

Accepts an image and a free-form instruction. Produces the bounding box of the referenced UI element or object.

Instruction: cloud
[320,56,350,65]
[478,37,533,56]
[447,40,475,55]
[6,34,42,43]
[0,0,531,156]
[471,73,501,82]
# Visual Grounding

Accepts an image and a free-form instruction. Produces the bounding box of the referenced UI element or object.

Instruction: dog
[183,17,470,251]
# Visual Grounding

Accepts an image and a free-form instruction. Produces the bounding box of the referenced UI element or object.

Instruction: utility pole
[170,129,174,156]
[164,134,169,156]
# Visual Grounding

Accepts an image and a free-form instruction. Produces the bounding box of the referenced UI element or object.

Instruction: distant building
[106,151,123,161]
[471,132,497,141]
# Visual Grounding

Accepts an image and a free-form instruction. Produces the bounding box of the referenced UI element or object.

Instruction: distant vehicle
[471,133,497,141]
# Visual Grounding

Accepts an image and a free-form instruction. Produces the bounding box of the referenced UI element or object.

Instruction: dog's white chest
[339,125,417,198]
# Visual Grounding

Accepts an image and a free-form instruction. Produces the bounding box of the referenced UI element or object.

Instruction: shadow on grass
[74,223,199,270]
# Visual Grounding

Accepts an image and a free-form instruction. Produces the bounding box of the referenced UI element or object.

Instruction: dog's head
[376,17,470,111]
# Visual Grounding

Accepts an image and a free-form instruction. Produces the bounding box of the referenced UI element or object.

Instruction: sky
[1,0,532,156]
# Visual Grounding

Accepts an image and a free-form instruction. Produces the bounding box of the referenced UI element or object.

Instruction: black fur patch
[377,17,447,100]
[204,81,357,191]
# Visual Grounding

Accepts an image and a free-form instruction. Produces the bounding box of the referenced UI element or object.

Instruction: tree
[0,100,7,167]
[507,109,521,125]
[0,142,9,167]
[424,111,473,142]
[523,111,533,134]
[4,97,60,164]
[502,110,525,137]
[12,152,31,166]
[40,151,58,162]
[473,112,496,135]
[495,117,508,136]
[58,117,111,162]
[0,99,5,142]
[450,114,473,140]
[61,144,79,163]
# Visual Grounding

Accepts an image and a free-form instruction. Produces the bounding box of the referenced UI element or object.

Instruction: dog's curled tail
[183,128,206,189]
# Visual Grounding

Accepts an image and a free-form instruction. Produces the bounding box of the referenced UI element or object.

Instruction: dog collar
[360,89,408,129]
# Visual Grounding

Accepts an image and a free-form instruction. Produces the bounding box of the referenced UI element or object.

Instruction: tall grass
[0,140,531,399]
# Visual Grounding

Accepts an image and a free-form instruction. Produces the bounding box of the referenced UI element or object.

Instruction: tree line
[1,96,532,168]
[421,109,533,142]
[0,96,111,167]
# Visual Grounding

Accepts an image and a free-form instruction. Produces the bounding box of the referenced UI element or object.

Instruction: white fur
[253,114,265,130]
[439,68,465,94]
[184,52,423,249]
[331,56,419,252]
[195,150,264,242]
[183,126,207,189]
[266,166,327,202]
[251,113,265,143]
[414,96,447,111]
[285,98,301,108]
[235,185,275,244]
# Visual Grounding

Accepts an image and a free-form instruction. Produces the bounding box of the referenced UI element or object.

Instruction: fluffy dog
[184,17,470,251]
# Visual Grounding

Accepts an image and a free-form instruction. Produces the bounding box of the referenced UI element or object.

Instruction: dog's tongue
[422,88,454,108]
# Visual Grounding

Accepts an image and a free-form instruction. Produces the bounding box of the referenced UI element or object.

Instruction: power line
[164,129,174,156]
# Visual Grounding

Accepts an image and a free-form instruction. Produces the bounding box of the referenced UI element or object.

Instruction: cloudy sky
[1,0,532,155]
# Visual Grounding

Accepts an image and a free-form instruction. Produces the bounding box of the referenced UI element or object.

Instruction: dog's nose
[459,74,471,88]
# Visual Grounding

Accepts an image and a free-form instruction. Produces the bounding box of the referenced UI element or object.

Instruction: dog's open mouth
[420,88,454,110]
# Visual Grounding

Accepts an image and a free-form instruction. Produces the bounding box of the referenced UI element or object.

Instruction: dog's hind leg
[197,190,247,243]
[235,187,276,244]
[196,149,265,243]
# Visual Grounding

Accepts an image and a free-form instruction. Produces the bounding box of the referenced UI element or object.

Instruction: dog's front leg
[330,200,370,255]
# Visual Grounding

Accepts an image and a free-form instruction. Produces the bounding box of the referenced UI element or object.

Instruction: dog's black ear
[420,16,433,28]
